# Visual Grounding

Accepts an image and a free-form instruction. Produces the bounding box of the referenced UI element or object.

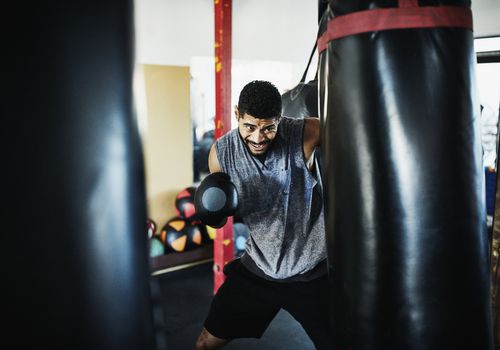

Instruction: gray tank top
[215,117,327,280]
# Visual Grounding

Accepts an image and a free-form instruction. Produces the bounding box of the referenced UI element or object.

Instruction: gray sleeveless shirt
[215,117,327,280]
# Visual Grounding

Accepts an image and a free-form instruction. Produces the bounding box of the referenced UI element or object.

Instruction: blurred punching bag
[318,1,493,349]
[7,1,156,349]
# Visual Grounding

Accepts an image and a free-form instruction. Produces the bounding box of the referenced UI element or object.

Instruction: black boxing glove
[194,172,239,228]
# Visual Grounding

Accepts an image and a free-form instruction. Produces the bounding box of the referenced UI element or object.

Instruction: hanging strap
[300,41,318,83]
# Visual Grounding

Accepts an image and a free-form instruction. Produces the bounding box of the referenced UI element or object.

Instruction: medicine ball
[233,222,249,255]
[185,222,211,249]
[149,237,164,258]
[206,225,216,240]
[146,218,157,239]
[160,217,192,253]
[175,186,197,219]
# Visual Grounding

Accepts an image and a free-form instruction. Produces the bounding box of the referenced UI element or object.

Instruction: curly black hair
[237,80,282,119]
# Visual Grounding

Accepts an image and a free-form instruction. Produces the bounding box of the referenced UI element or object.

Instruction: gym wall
[140,64,193,227]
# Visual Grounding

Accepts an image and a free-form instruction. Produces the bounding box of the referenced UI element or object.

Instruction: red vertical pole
[213,0,234,294]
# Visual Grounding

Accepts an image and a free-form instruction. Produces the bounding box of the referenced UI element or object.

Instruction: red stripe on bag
[399,0,418,8]
[318,6,472,53]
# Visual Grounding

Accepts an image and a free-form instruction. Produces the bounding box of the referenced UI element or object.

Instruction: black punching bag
[7,1,156,349]
[318,1,493,349]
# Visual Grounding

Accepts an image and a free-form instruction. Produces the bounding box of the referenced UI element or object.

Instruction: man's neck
[254,152,267,164]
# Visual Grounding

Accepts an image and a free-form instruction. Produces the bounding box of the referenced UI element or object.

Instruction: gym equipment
[491,168,500,348]
[486,167,496,216]
[206,225,217,240]
[185,222,211,249]
[149,237,164,258]
[175,186,197,219]
[281,9,329,120]
[160,217,192,253]
[194,172,239,228]
[9,0,157,348]
[281,42,318,119]
[213,0,234,294]
[318,1,492,348]
[147,218,157,239]
[233,222,249,256]
[193,129,214,180]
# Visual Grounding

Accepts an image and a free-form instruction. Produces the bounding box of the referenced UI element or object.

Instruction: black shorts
[204,259,331,349]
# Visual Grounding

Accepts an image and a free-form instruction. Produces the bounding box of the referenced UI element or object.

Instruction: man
[196,80,329,349]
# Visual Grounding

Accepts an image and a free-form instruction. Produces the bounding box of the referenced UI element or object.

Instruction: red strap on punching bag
[317,2,473,53]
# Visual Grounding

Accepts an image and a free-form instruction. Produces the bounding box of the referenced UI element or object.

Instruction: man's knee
[195,328,229,350]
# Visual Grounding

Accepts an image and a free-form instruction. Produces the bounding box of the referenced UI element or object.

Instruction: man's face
[236,108,280,156]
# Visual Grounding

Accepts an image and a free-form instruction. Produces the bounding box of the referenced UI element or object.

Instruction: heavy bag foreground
[8,1,157,348]
[318,1,493,349]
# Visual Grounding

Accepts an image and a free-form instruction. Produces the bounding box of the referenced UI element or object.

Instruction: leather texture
[318,1,493,348]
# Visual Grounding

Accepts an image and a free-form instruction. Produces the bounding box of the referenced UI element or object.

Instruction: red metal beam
[213,0,234,294]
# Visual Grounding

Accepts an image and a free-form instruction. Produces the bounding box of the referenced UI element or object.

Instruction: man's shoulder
[216,128,238,144]
[281,116,303,126]
[215,128,242,158]
[278,116,305,141]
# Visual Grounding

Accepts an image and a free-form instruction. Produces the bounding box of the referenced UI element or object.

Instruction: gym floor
[152,261,315,349]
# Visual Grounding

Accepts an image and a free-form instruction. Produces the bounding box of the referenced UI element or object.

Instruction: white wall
[134,0,500,69]
[134,0,319,83]
[134,0,214,66]
[472,0,500,38]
